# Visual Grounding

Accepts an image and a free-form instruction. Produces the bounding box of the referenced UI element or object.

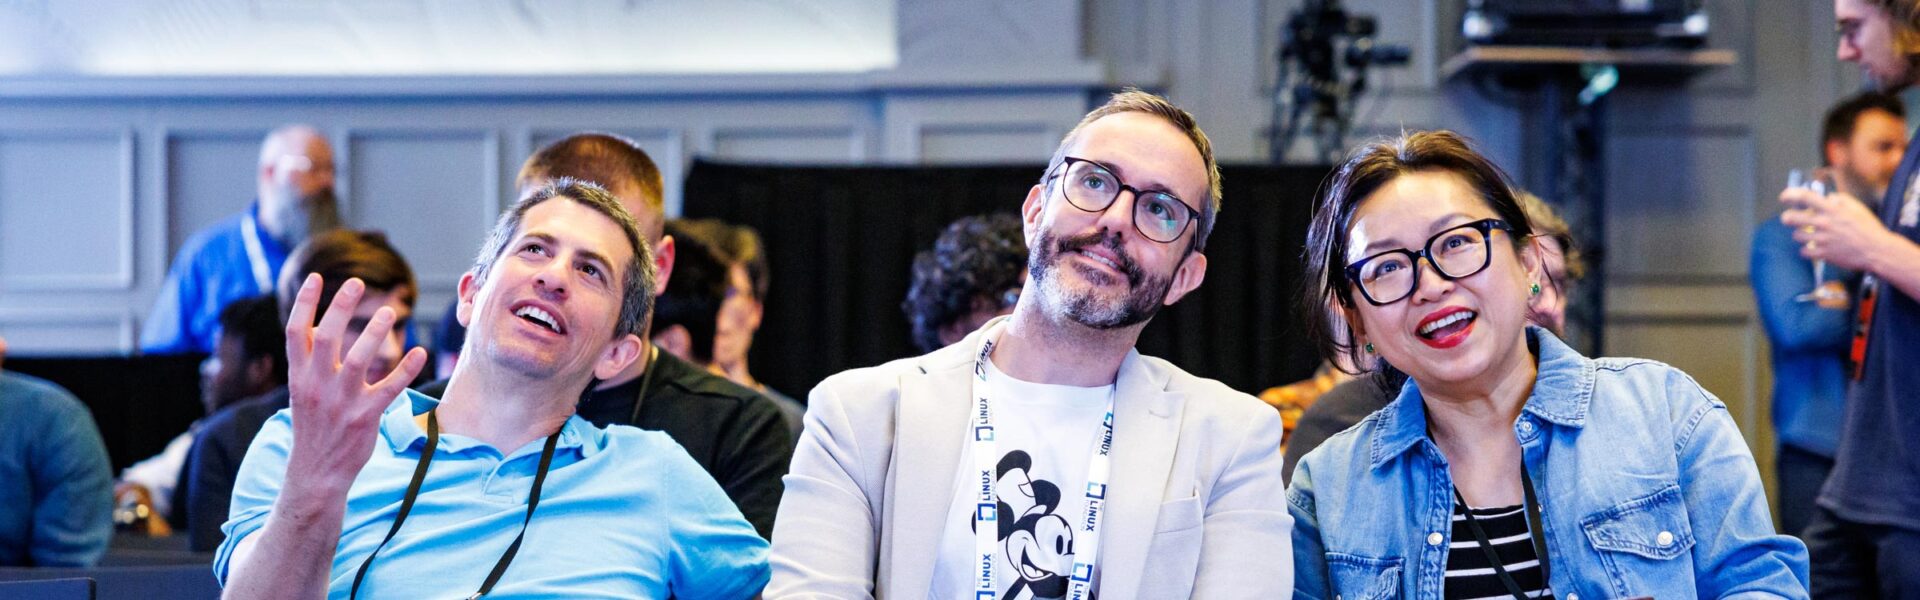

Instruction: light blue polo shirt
[214,390,769,599]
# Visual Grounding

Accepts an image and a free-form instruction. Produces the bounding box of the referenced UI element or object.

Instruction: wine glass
[1787,168,1847,305]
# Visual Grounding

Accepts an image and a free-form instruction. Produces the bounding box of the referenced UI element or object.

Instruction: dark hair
[902,213,1028,353]
[218,295,288,385]
[472,178,654,339]
[1821,92,1906,166]
[1302,130,1536,374]
[275,229,417,327]
[650,220,730,362]
[517,133,666,240]
[673,218,769,301]
[1047,88,1223,251]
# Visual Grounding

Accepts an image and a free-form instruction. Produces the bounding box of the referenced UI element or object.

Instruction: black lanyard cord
[1453,470,1553,600]
[349,409,562,600]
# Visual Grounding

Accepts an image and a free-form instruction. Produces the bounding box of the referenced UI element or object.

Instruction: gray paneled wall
[0,1,1858,486]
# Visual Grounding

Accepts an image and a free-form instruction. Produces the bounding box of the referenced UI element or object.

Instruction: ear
[593,333,645,380]
[652,235,677,297]
[1824,138,1848,168]
[1020,184,1047,242]
[1159,250,1209,306]
[455,271,480,328]
[651,326,693,363]
[242,354,276,390]
[1520,235,1546,287]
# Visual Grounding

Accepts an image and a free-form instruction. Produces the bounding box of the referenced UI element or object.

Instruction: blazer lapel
[1096,351,1186,599]
[884,361,971,597]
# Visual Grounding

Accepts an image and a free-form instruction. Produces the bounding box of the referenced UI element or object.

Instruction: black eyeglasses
[1344,218,1512,306]
[1046,156,1202,244]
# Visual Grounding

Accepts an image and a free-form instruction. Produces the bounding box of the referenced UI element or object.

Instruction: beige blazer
[766,324,1294,599]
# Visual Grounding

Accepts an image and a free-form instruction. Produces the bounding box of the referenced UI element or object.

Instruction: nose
[532,259,570,299]
[1838,37,1859,62]
[1093,189,1136,237]
[1408,256,1455,304]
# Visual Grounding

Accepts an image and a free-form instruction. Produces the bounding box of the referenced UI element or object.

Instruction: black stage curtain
[683,160,1332,398]
[8,355,205,471]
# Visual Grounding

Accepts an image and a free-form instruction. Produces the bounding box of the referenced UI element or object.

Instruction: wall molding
[0,127,136,292]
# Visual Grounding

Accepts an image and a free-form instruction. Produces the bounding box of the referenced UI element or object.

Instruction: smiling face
[458,197,641,384]
[1021,111,1210,331]
[1343,170,1539,388]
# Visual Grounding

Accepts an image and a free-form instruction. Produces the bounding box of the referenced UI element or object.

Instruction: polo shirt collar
[380,389,601,459]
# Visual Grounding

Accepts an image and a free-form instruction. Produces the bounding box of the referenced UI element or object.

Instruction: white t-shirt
[930,359,1114,600]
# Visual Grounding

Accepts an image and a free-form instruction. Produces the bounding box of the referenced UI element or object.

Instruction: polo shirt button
[1657,530,1675,546]
[1427,532,1444,545]
[1568,594,1579,600]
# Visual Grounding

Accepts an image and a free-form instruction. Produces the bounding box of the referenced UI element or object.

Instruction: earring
[1363,342,1375,354]
[1530,282,1542,297]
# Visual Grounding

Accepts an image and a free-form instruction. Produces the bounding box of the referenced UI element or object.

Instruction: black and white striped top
[1444,503,1553,600]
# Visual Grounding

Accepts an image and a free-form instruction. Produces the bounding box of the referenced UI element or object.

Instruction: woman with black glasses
[1286,130,1808,599]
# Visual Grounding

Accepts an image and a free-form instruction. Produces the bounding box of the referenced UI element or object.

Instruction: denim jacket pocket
[1326,553,1402,600]
[1580,484,1695,560]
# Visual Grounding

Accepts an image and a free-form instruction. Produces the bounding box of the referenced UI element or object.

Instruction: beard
[1027,227,1174,330]
[270,187,342,246]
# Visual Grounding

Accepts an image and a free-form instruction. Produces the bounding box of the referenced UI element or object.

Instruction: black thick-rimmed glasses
[1344,218,1512,306]
[1046,156,1202,244]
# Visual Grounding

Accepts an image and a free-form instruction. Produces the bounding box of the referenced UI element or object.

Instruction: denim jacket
[1288,328,1809,599]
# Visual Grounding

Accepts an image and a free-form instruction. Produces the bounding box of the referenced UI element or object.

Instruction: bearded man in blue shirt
[142,124,341,355]
[215,180,768,599]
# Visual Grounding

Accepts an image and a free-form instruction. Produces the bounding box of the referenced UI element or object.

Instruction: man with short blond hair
[768,90,1291,598]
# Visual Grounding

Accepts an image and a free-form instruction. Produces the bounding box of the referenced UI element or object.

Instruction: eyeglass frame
[1343,218,1513,306]
[1044,156,1205,247]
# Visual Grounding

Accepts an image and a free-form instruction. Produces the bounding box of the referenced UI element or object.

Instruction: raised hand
[282,274,427,490]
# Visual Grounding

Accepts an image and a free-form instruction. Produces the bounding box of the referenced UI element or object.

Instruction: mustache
[1052,230,1142,286]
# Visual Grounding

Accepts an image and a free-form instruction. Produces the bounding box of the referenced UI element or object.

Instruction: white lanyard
[970,325,1115,600]
[240,211,273,293]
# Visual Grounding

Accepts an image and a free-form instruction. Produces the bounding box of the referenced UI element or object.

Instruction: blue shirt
[0,371,112,567]
[141,202,289,355]
[214,391,770,599]
[1820,92,1920,531]
[1749,219,1853,458]
[1288,328,1808,599]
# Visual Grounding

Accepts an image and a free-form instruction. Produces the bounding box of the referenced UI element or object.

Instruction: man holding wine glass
[1787,0,1920,592]
[1752,92,1904,542]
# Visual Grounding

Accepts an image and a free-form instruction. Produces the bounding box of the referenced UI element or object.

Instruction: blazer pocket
[1154,496,1204,533]
[1140,496,1206,598]
[1326,553,1402,600]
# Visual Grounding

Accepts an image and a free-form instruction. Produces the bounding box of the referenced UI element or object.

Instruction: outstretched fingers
[284,273,323,362]
[310,278,366,368]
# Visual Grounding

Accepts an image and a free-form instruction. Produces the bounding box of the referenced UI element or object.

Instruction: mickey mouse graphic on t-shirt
[978,450,1089,600]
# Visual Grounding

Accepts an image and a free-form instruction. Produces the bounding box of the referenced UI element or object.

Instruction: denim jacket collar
[1368,326,1596,471]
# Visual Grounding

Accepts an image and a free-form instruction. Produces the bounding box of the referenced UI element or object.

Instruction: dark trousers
[1777,444,1835,538]
[1807,505,1920,598]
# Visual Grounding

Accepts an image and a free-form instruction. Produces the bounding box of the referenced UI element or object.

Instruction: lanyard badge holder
[970,325,1116,600]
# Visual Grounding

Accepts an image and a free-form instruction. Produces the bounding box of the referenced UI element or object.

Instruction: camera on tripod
[1272,0,1412,164]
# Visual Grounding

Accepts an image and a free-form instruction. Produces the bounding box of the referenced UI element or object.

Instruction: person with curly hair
[901,213,1028,353]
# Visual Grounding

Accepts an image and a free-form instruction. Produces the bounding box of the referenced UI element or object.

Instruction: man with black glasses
[767,90,1291,599]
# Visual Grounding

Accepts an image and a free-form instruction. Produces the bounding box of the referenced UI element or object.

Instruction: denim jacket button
[1568,594,1579,600]
[1657,530,1675,546]
[1427,531,1444,545]
[1517,420,1535,435]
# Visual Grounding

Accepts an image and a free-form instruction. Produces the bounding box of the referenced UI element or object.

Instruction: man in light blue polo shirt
[215,180,768,599]
[142,124,341,355]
